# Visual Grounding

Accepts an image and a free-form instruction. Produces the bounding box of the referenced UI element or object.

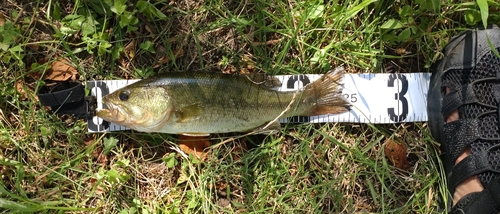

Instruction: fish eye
[119,90,130,101]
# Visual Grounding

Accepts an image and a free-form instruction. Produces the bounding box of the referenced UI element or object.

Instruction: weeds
[1,0,500,213]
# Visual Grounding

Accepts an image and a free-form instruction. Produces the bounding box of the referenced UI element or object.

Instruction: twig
[262,89,300,130]
[12,6,24,26]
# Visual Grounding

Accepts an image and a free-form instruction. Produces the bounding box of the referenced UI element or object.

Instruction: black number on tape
[87,81,110,132]
[343,93,358,103]
[287,75,311,89]
[387,74,408,122]
[287,75,311,123]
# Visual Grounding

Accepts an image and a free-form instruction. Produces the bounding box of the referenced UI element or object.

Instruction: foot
[428,25,500,213]
[445,109,483,205]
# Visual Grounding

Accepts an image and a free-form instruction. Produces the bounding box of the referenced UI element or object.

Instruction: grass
[1,0,500,213]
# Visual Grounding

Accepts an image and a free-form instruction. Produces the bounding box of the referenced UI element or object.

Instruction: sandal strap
[451,178,500,214]
[451,142,500,190]
[441,83,479,119]
[444,119,481,163]
[451,151,490,190]
[495,74,500,127]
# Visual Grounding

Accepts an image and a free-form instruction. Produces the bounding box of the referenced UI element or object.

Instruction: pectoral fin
[175,104,204,123]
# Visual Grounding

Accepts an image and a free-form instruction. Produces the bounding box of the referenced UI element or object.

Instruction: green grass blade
[0,198,41,212]
[477,0,489,28]
[346,0,378,19]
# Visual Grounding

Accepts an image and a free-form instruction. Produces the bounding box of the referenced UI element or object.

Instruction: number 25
[343,93,358,103]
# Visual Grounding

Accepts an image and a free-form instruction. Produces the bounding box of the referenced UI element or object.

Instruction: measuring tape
[86,72,431,133]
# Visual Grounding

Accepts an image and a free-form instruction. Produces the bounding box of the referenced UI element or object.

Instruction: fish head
[97,85,174,131]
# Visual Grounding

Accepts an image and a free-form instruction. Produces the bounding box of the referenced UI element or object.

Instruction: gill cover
[100,86,174,132]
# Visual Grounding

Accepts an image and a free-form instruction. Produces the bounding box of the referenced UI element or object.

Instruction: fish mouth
[96,102,126,123]
[96,108,112,120]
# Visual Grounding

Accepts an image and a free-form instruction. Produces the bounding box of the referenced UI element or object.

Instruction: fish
[97,67,350,135]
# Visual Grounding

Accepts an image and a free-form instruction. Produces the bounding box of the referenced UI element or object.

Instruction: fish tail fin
[302,67,350,116]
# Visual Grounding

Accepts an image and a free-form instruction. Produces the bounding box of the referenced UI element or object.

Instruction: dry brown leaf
[26,43,39,50]
[43,58,78,81]
[222,65,237,74]
[84,136,95,147]
[14,79,38,101]
[252,38,282,46]
[215,180,228,196]
[89,137,108,165]
[88,177,106,196]
[154,48,184,68]
[27,70,42,80]
[94,147,108,164]
[124,40,136,59]
[0,13,5,27]
[178,135,211,161]
[242,54,255,72]
[384,139,409,170]
[119,58,128,70]
[173,48,184,59]
[15,79,28,100]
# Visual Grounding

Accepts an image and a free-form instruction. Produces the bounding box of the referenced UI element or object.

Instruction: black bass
[97,67,350,135]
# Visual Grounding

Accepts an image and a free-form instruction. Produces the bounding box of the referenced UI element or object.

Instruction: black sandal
[428,25,500,213]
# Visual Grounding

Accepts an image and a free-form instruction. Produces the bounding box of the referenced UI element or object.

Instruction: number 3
[387,74,408,122]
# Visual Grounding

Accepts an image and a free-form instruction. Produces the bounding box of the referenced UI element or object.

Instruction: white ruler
[86,72,431,133]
